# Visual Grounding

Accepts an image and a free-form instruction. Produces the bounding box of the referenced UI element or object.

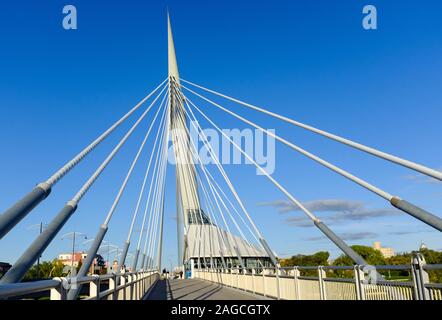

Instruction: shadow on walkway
[145,278,269,300]
[145,280,168,300]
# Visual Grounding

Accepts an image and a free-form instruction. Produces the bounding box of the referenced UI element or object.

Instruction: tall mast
[168,13,204,265]
[168,12,180,85]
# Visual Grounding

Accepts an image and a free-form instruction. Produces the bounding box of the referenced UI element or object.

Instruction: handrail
[194,261,442,301]
[423,264,442,270]
[0,270,160,300]
[0,279,60,299]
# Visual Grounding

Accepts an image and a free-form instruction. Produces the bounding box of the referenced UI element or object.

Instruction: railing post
[140,273,144,299]
[293,267,300,300]
[139,273,143,298]
[142,272,146,297]
[252,268,256,294]
[144,272,148,288]
[276,267,281,300]
[138,273,142,300]
[109,273,117,300]
[50,277,68,300]
[236,266,240,289]
[89,274,100,300]
[262,268,267,297]
[134,273,138,300]
[133,274,138,300]
[354,265,366,300]
[242,267,247,291]
[318,266,327,300]
[119,275,126,300]
[411,252,430,300]
[128,274,134,300]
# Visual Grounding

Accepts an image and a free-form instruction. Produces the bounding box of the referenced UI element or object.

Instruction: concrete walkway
[145,278,269,300]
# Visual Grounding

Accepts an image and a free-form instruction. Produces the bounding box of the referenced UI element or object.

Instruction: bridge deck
[145,278,269,300]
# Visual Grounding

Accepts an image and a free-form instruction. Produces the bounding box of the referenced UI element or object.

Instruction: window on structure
[187,209,213,225]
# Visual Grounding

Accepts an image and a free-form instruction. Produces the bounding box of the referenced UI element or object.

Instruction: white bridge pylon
[167,13,274,271]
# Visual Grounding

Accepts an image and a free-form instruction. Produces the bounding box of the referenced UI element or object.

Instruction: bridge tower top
[168,11,180,85]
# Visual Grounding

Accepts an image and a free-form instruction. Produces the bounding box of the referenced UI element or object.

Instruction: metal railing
[193,254,442,300]
[0,270,159,300]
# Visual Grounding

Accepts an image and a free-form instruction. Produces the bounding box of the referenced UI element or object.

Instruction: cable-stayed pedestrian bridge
[0,13,441,301]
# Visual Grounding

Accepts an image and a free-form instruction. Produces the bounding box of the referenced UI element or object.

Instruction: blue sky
[0,1,441,268]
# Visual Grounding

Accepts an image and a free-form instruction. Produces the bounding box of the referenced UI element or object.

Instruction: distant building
[58,252,87,267]
[420,242,428,250]
[373,241,395,258]
[57,252,107,275]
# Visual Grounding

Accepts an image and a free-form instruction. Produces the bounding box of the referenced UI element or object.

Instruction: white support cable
[142,125,168,255]
[71,84,169,204]
[136,106,169,251]
[196,158,253,249]
[151,126,169,268]
[174,95,250,257]
[183,92,320,223]
[175,165,186,265]
[169,121,197,227]
[152,118,169,268]
[171,88,227,267]
[174,169,193,265]
[179,129,223,266]
[171,85,290,238]
[178,95,260,259]
[196,166,253,259]
[134,119,168,263]
[200,167,255,254]
[169,91,214,264]
[140,131,167,255]
[192,173,214,269]
[69,89,168,286]
[195,167,232,256]
[143,140,167,268]
[184,90,376,270]
[180,78,442,182]
[182,96,261,245]
[46,79,168,187]
[156,161,168,268]
[171,105,215,264]
[181,84,393,201]
[146,103,170,268]
[145,145,164,267]
[103,91,168,227]
[205,166,260,245]
[172,88,266,264]
[125,94,169,242]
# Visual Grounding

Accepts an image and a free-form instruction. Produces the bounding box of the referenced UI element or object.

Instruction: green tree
[280,251,330,276]
[386,252,412,265]
[419,248,442,283]
[333,245,386,266]
[280,251,330,267]
[23,259,67,281]
[332,245,386,278]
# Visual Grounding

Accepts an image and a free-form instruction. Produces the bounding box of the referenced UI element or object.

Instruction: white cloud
[259,199,400,228]
[306,232,378,241]
[403,166,442,184]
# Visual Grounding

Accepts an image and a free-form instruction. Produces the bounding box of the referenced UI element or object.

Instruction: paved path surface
[145,278,269,300]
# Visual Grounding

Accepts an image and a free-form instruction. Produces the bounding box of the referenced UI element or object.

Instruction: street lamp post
[37,222,42,278]
[62,231,87,276]
[95,242,118,274]
[27,222,45,279]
